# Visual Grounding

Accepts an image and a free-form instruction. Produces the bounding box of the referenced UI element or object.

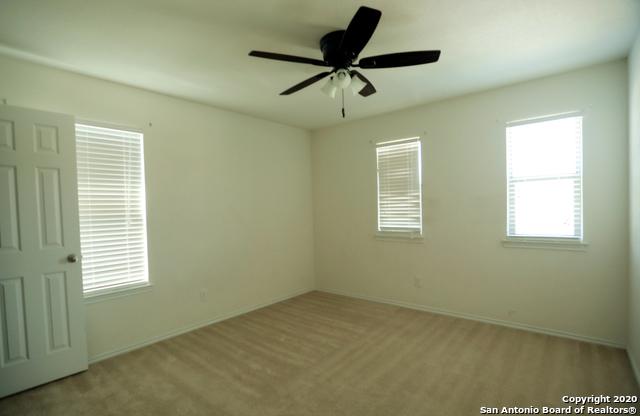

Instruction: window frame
[374,136,424,241]
[75,120,152,300]
[503,112,587,250]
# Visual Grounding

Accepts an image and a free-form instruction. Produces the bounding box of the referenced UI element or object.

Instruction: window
[75,123,149,296]
[506,114,583,240]
[376,137,423,236]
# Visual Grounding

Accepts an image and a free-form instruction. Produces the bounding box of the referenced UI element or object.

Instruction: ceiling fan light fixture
[332,69,351,89]
[321,77,338,98]
[350,74,367,95]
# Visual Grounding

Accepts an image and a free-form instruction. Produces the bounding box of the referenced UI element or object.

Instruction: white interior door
[0,105,87,398]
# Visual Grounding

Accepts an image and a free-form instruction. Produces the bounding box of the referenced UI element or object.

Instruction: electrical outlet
[413,277,423,289]
[199,289,207,302]
[507,309,516,318]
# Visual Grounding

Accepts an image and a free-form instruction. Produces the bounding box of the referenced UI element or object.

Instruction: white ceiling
[0,0,638,129]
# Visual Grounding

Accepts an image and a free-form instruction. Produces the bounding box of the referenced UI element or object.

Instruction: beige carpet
[1,291,638,415]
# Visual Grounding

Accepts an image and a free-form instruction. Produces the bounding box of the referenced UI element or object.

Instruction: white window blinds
[376,138,422,234]
[506,114,583,239]
[76,123,149,296]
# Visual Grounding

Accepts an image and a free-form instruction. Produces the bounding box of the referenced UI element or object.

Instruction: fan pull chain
[341,89,346,118]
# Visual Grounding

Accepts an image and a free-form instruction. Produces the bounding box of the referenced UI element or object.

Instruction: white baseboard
[88,287,313,364]
[629,350,640,386]
[318,288,624,349]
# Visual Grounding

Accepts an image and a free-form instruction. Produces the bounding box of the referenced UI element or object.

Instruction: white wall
[0,51,631,359]
[0,54,315,359]
[312,60,629,346]
[629,32,640,378]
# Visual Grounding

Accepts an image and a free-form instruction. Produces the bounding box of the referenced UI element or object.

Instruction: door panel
[0,120,14,150]
[0,276,29,366]
[0,105,87,398]
[36,167,64,248]
[33,125,59,154]
[43,272,71,352]
[0,165,20,251]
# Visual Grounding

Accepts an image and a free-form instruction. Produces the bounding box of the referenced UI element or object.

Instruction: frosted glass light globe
[332,69,351,89]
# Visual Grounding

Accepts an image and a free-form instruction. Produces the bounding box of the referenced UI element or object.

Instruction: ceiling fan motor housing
[320,30,353,69]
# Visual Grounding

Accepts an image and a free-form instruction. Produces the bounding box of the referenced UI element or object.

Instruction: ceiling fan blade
[280,71,332,95]
[339,6,382,60]
[249,51,328,67]
[358,51,441,69]
[350,70,376,97]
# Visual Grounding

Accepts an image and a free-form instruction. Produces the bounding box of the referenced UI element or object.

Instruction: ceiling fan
[248,6,441,99]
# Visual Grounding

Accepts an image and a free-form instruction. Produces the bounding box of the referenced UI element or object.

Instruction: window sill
[84,282,153,304]
[501,237,588,251]
[374,231,424,243]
